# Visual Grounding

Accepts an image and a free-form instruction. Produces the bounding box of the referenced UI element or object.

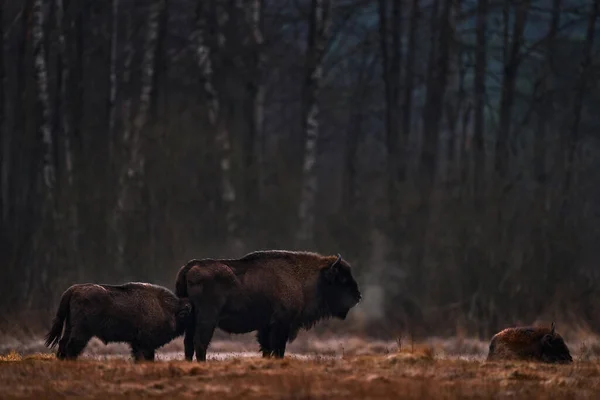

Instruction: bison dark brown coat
[487,322,573,363]
[175,250,362,361]
[45,282,192,361]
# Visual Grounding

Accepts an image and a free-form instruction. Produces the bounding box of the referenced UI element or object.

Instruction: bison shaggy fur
[487,322,573,363]
[175,250,362,361]
[45,282,192,361]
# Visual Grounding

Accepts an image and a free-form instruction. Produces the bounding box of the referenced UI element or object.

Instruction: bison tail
[175,259,203,298]
[44,287,73,348]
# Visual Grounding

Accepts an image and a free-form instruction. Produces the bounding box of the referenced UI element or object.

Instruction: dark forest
[1,0,599,340]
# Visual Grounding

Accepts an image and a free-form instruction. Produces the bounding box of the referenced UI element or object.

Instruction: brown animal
[175,250,362,361]
[45,282,192,361]
[487,322,573,363]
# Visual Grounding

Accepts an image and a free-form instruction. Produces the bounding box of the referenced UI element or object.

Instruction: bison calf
[45,282,192,361]
[487,322,572,363]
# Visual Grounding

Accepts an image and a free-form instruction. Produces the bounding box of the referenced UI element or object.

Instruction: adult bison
[487,322,573,363]
[45,282,192,361]
[175,250,362,361]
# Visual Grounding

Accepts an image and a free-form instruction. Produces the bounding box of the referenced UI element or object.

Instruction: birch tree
[296,0,332,248]
[32,0,57,202]
[114,0,163,272]
[192,0,240,250]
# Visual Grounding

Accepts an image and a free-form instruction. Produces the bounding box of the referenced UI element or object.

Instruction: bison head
[322,254,362,320]
[540,322,573,363]
[176,299,193,330]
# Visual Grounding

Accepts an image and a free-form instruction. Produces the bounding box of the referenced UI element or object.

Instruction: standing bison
[45,282,192,361]
[487,322,573,363]
[176,250,362,361]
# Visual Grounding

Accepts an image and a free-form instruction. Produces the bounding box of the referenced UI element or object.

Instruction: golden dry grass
[1,348,600,399]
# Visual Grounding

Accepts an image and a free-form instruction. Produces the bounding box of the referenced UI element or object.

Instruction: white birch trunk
[114,0,162,271]
[192,1,240,250]
[296,0,331,248]
[32,0,56,199]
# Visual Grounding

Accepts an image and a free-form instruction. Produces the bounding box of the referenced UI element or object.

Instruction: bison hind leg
[268,323,291,359]
[64,335,90,360]
[56,318,72,360]
[130,343,156,362]
[184,323,195,361]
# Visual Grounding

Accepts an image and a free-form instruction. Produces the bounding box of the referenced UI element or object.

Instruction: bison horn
[332,253,342,267]
[550,321,555,335]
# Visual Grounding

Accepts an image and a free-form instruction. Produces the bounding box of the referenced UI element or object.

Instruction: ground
[1,350,600,399]
[1,335,600,399]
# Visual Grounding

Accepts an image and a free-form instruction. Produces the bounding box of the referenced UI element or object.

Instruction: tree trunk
[378,0,403,232]
[107,0,119,160]
[420,0,451,187]
[193,0,240,250]
[559,0,598,216]
[413,0,452,294]
[150,0,169,120]
[0,0,5,225]
[245,0,265,223]
[32,0,57,201]
[113,3,134,273]
[296,0,332,248]
[72,1,86,154]
[343,52,377,215]
[54,0,73,187]
[401,0,419,172]
[114,0,162,273]
[533,0,561,201]
[473,0,488,200]
[445,0,463,183]
[494,0,531,181]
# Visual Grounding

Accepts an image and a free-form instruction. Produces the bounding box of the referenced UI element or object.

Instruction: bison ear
[324,254,342,282]
[550,321,555,335]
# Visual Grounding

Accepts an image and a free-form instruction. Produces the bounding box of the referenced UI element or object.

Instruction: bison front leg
[268,323,290,359]
[131,344,145,362]
[142,349,155,361]
[257,327,272,358]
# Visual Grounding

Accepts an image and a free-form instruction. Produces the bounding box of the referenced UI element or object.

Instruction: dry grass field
[1,336,600,399]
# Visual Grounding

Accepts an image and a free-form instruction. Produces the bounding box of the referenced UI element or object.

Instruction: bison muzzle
[175,250,362,361]
[487,322,573,363]
[45,282,192,361]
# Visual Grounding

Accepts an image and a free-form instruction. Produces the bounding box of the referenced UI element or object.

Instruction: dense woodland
[0,0,599,338]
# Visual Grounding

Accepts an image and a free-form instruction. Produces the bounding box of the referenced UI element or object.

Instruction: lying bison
[45,282,192,361]
[176,250,362,361]
[487,322,572,363]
